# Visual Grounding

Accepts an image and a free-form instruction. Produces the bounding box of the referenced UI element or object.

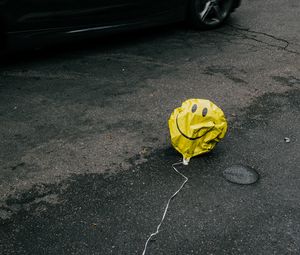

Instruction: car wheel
[189,0,234,29]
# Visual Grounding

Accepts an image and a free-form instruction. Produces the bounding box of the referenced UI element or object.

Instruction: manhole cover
[223,165,259,185]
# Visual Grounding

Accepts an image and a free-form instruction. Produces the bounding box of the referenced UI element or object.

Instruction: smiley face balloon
[168,99,227,164]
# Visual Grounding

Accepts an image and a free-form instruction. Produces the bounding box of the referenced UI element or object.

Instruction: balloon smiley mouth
[176,114,213,141]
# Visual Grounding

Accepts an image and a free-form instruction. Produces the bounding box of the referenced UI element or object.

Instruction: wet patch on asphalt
[1,140,299,254]
[272,75,300,88]
[203,65,248,84]
[232,88,300,130]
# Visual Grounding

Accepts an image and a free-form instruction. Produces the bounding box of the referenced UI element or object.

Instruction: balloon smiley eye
[191,104,197,113]
[202,107,208,117]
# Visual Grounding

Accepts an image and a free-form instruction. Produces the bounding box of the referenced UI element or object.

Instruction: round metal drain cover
[223,165,259,185]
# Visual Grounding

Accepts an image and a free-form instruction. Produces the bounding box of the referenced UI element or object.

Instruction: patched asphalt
[1,0,300,254]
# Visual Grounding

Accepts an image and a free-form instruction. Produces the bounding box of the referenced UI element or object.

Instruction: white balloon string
[142,161,188,255]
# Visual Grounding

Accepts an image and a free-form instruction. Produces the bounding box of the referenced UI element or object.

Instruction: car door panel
[4,0,143,32]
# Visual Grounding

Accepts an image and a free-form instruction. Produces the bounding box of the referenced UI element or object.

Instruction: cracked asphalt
[0,0,300,254]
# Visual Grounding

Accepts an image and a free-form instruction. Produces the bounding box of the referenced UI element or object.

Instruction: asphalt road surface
[1,0,300,254]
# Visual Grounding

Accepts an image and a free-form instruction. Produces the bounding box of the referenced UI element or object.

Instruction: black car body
[0,0,241,50]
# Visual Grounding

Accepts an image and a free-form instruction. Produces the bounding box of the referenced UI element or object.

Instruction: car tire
[188,0,235,29]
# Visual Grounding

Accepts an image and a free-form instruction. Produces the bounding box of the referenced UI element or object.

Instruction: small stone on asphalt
[223,165,259,185]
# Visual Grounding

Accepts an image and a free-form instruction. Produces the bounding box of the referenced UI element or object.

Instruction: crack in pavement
[220,24,300,55]
[228,24,290,49]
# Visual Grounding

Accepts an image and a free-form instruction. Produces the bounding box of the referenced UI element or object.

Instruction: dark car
[0,0,241,51]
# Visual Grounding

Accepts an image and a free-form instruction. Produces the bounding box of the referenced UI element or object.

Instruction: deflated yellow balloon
[168,99,227,164]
